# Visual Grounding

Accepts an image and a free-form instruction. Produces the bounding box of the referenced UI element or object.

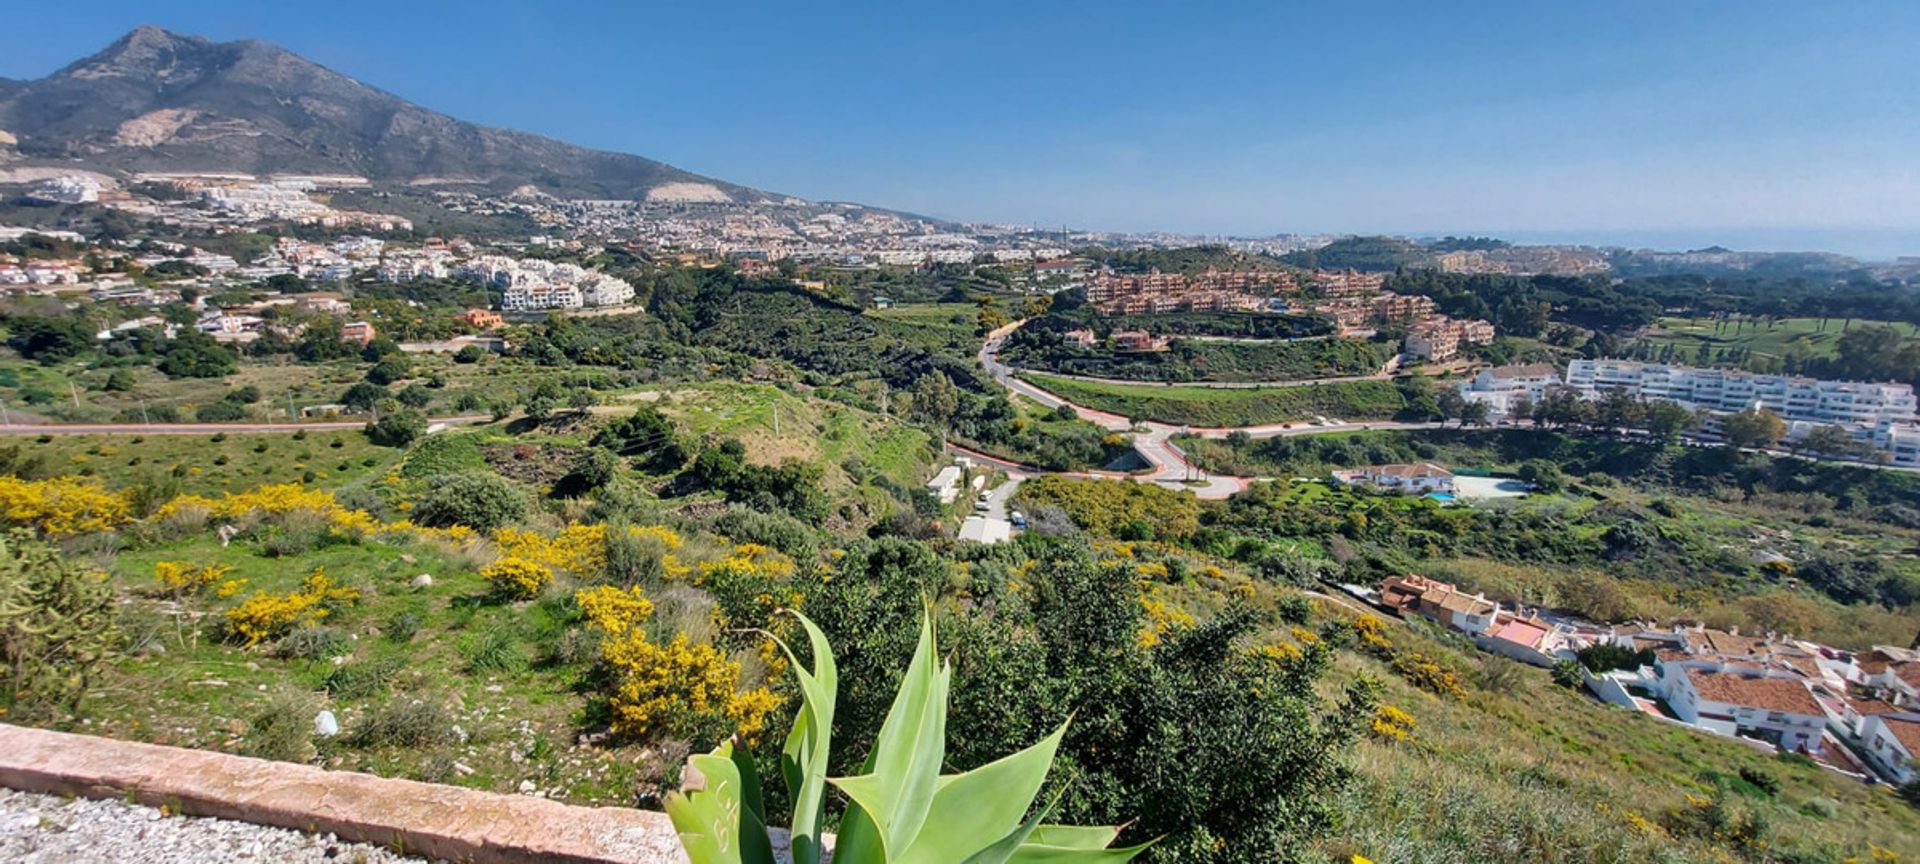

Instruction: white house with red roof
[1474,612,1575,668]
[1660,661,1828,753]
[1859,714,1920,785]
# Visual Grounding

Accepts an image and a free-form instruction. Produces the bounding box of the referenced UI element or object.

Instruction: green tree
[366,409,427,447]
[1644,401,1694,443]
[1721,408,1786,451]
[155,331,238,378]
[412,472,526,532]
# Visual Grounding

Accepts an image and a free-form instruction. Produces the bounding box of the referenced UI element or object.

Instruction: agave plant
[667,608,1149,863]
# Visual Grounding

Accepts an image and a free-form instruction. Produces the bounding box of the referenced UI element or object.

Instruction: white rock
[313,710,339,738]
[452,761,475,776]
[411,574,434,588]
[517,780,536,795]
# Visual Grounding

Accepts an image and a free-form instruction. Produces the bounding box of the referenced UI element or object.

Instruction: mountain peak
[0,27,752,201]
[55,25,222,82]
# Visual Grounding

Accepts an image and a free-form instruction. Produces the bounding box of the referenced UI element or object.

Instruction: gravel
[0,789,436,863]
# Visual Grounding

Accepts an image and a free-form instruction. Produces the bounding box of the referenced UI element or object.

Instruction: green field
[1635,315,1918,363]
[644,382,935,487]
[1022,372,1405,427]
[14,429,403,496]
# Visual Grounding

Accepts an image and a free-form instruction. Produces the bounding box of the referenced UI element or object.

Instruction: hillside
[0,26,758,201]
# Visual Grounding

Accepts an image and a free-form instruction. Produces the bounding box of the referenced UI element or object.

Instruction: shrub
[365,359,411,386]
[366,410,427,448]
[349,696,455,749]
[0,530,120,715]
[274,624,350,660]
[0,476,133,536]
[412,473,525,532]
[383,610,423,643]
[1738,766,1781,797]
[195,401,247,422]
[466,625,529,673]
[243,688,320,763]
[325,655,405,698]
[482,556,553,601]
[224,568,361,645]
[155,560,232,596]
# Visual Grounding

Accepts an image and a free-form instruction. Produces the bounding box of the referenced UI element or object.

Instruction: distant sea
[1461,227,1920,262]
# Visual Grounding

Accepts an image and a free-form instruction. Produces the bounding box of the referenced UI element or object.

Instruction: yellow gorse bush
[223,567,361,645]
[155,560,232,594]
[576,581,780,745]
[0,476,133,536]
[1369,703,1417,742]
[1136,584,1194,648]
[482,556,553,600]
[600,631,780,744]
[495,523,690,578]
[575,585,654,633]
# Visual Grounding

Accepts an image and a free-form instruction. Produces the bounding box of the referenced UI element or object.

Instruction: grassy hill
[1021,372,1407,426]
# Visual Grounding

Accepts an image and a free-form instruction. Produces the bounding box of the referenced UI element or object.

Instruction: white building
[1860,715,1920,785]
[1330,463,1455,494]
[1660,662,1827,753]
[1457,363,1559,418]
[1565,359,1917,427]
[30,175,102,204]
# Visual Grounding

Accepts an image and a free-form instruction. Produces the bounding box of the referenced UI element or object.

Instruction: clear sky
[6,1,1920,257]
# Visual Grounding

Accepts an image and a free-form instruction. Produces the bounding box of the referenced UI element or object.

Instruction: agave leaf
[957,788,1065,864]
[665,742,777,864]
[824,741,886,864]
[829,607,950,858]
[895,721,1070,864]
[1005,842,1155,864]
[770,611,838,864]
[729,738,766,827]
[1024,826,1123,850]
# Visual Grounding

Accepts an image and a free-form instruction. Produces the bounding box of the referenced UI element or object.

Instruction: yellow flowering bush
[223,568,361,645]
[155,561,232,595]
[482,556,553,600]
[1369,703,1416,742]
[1136,585,1194,648]
[575,585,654,634]
[575,581,780,745]
[0,476,132,536]
[599,631,780,744]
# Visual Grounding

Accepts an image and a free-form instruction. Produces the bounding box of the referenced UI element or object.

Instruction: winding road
[971,321,1444,499]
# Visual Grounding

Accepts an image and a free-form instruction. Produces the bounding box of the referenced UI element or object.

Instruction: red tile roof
[1684,669,1823,717]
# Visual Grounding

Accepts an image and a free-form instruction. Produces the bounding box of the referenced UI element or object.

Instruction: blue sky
[6,1,1920,257]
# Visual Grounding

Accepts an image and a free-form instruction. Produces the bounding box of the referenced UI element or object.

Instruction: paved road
[0,415,492,436]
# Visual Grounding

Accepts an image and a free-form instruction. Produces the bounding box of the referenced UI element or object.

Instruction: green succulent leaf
[896,720,1070,864]
[770,611,838,864]
[665,741,776,864]
[829,607,951,859]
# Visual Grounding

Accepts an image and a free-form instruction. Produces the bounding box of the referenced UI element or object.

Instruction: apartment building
[1564,360,1917,427]
[1405,316,1495,360]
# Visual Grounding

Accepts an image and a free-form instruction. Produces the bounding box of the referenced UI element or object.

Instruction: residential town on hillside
[1369,572,1920,784]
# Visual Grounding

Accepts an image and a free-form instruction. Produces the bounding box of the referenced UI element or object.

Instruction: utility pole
[1,399,9,427]
[69,381,82,408]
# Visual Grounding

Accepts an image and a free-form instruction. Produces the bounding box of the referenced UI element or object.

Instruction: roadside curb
[0,723,701,863]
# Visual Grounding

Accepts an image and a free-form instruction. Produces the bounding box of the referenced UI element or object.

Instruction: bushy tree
[156,330,238,378]
[365,409,427,448]
[411,472,526,531]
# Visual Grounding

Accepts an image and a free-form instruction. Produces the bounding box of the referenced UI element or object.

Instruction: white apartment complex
[460,255,635,312]
[1565,359,1917,427]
